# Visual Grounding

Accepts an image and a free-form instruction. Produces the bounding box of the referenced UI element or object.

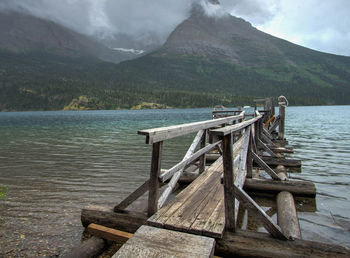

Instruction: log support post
[277,191,301,239]
[246,132,253,178]
[278,96,286,140]
[199,130,207,174]
[148,141,163,217]
[222,133,236,232]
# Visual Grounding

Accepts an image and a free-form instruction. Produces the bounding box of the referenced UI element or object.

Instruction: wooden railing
[210,110,287,239]
[137,113,245,216]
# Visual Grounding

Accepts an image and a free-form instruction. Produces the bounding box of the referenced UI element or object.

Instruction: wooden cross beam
[114,180,149,212]
[258,138,278,158]
[233,184,287,240]
[251,152,281,180]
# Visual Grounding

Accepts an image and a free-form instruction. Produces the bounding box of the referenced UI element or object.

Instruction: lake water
[0,106,349,256]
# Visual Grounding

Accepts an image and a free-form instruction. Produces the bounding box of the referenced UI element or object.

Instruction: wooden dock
[68,97,350,258]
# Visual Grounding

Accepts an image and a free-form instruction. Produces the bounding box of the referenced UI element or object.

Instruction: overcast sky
[1,0,349,56]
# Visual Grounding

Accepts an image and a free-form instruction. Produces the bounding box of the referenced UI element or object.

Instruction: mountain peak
[190,0,227,18]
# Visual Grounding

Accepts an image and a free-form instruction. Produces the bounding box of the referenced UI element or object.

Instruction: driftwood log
[81,205,147,232]
[63,236,107,258]
[215,230,350,258]
[244,178,316,197]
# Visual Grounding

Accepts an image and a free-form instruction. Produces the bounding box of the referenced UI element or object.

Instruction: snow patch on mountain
[112,47,145,55]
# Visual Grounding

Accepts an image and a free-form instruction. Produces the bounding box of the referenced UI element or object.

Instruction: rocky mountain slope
[0,11,134,63]
[161,2,349,67]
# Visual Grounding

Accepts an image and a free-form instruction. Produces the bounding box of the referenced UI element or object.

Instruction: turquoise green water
[0,107,349,256]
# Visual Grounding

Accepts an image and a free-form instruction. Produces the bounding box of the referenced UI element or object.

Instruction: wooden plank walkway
[147,135,247,238]
[147,138,244,238]
[147,157,225,238]
[112,225,215,258]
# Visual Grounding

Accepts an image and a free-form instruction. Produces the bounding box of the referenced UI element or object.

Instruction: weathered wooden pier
[66,97,350,257]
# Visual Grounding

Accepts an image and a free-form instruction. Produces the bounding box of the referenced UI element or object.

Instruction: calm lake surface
[0,106,350,256]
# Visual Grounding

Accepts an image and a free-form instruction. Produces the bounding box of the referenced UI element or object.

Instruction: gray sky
[1,0,349,56]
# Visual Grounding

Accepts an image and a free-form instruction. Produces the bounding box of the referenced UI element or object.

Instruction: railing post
[278,96,286,140]
[148,141,163,217]
[199,130,207,174]
[222,133,236,232]
[247,130,253,178]
[254,119,260,144]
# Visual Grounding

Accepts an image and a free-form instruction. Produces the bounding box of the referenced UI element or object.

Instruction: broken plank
[87,224,133,243]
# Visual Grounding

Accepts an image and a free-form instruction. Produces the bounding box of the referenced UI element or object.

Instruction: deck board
[147,157,223,227]
[147,137,244,239]
[113,225,215,258]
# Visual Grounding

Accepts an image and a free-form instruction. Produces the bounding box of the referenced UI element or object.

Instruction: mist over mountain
[0,11,144,63]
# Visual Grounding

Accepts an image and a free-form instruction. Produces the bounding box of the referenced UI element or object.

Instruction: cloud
[0,0,96,35]
[0,0,349,55]
[103,0,194,42]
[256,0,350,56]
[224,0,280,25]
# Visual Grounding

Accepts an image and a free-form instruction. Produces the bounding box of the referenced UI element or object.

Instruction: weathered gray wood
[113,225,215,258]
[278,172,288,181]
[148,141,163,217]
[210,116,262,136]
[263,127,274,140]
[216,230,350,258]
[261,132,275,146]
[159,141,221,182]
[199,130,207,173]
[155,158,225,238]
[247,133,254,178]
[158,130,204,209]
[278,96,286,140]
[261,156,302,168]
[252,152,281,180]
[139,114,244,144]
[277,191,301,240]
[220,155,240,184]
[114,180,149,212]
[258,138,278,158]
[147,157,225,236]
[232,185,287,239]
[268,115,280,134]
[237,128,251,189]
[81,206,147,233]
[234,127,250,222]
[63,236,106,258]
[222,133,236,232]
[270,146,294,153]
[244,178,316,197]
